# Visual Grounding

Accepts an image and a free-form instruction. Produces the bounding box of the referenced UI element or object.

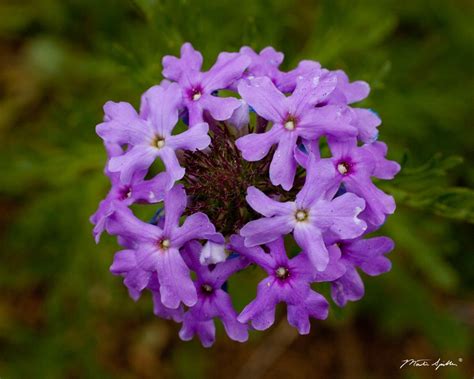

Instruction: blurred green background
[1,0,473,378]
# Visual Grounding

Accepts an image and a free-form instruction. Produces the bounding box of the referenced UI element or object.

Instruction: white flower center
[126,190,132,198]
[295,210,308,222]
[337,162,349,175]
[192,92,202,101]
[154,137,165,149]
[160,239,171,249]
[284,120,295,131]
[201,284,213,293]
[275,266,289,279]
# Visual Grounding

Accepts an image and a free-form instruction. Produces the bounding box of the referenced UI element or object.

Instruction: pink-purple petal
[238,76,287,122]
[311,193,367,239]
[162,42,203,82]
[142,83,182,136]
[240,215,294,247]
[156,248,197,308]
[269,131,298,190]
[202,52,250,91]
[246,186,294,217]
[108,146,157,184]
[199,95,242,121]
[331,265,365,307]
[293,223,329,271]
[171,212,218,248]
[237,277,278,331]
[235,125,284,161]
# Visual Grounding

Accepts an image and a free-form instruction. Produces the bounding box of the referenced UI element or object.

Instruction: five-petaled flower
[236,75,357,189]
[106,184,223,308]
[230,236,344,334]
[162,43,250,126]
[97,83,211,185]
[178,241,249,347]
[240,159,367,271]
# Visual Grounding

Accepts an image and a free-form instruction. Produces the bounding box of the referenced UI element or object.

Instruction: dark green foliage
[1,0,473,377]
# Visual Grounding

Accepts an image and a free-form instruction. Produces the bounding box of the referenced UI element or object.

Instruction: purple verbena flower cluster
[91,43,400,347]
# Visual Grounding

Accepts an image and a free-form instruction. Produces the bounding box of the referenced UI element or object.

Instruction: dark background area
[1,0,473,378]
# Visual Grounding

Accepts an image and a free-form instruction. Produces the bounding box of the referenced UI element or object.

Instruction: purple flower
[240,158,367,271]
[230,236,340,334]
[96,83,211,185]
[277,59,322,92]
[147,274,184,322]
[110,248,185,321]
[93,44,400,345]
[349,107,381,143]
[236,75,357,190]
[90,170,169,243]
[178,241,249,347]
[105,184,223,308]
[328,139,401,226]
[330,236,394,307]
[227,99,249,130]
[162,43,250,126]
[238,46,284,84]
[326,70,370,104]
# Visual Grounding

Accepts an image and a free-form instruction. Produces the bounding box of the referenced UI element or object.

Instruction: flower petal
[151,288,184,322]
[199,241,227,265]
[246,186,295,217]
[289,70,338,115]
[228,235,274,272]
[235,125,283,161]
[277,60,321,92]
[171,212,218,248]
[202,52,250,91]
[110,249,137,274]
[237,76,287,122]
[287,290,329,334]
[106,206,161,242]
[333,70,370,104]
[351,108,381,143]
[345,237,394,276]
[227,99,250,129]
[237,277,278,331]
[108,146,157,184]
[163,184,187,235]
[156,248,197,308]
[269,131,298,190]
[362,142,401,179]
[157,147,186,184]
[293,223,329,271]
[312,193,367,240]
[240,216,294,247]
[96,118,153,146]
[131,172,170,203]
[297,105,358,140]
[166,122,210,151]
[103,101,138,122]
[214,290,248,342]
[210,256,249,287]
[296,158,340,208]
[162,42,203,81]
[331,265,364,307]
[345,175,395,226]
[143,83,182,136]
[199,95,242,121]
[179,314,215,348]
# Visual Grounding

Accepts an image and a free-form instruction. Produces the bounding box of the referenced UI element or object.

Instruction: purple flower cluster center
[91,43,400,347]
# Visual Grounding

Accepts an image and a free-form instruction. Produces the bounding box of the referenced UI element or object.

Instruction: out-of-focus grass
[0,0,473,378]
